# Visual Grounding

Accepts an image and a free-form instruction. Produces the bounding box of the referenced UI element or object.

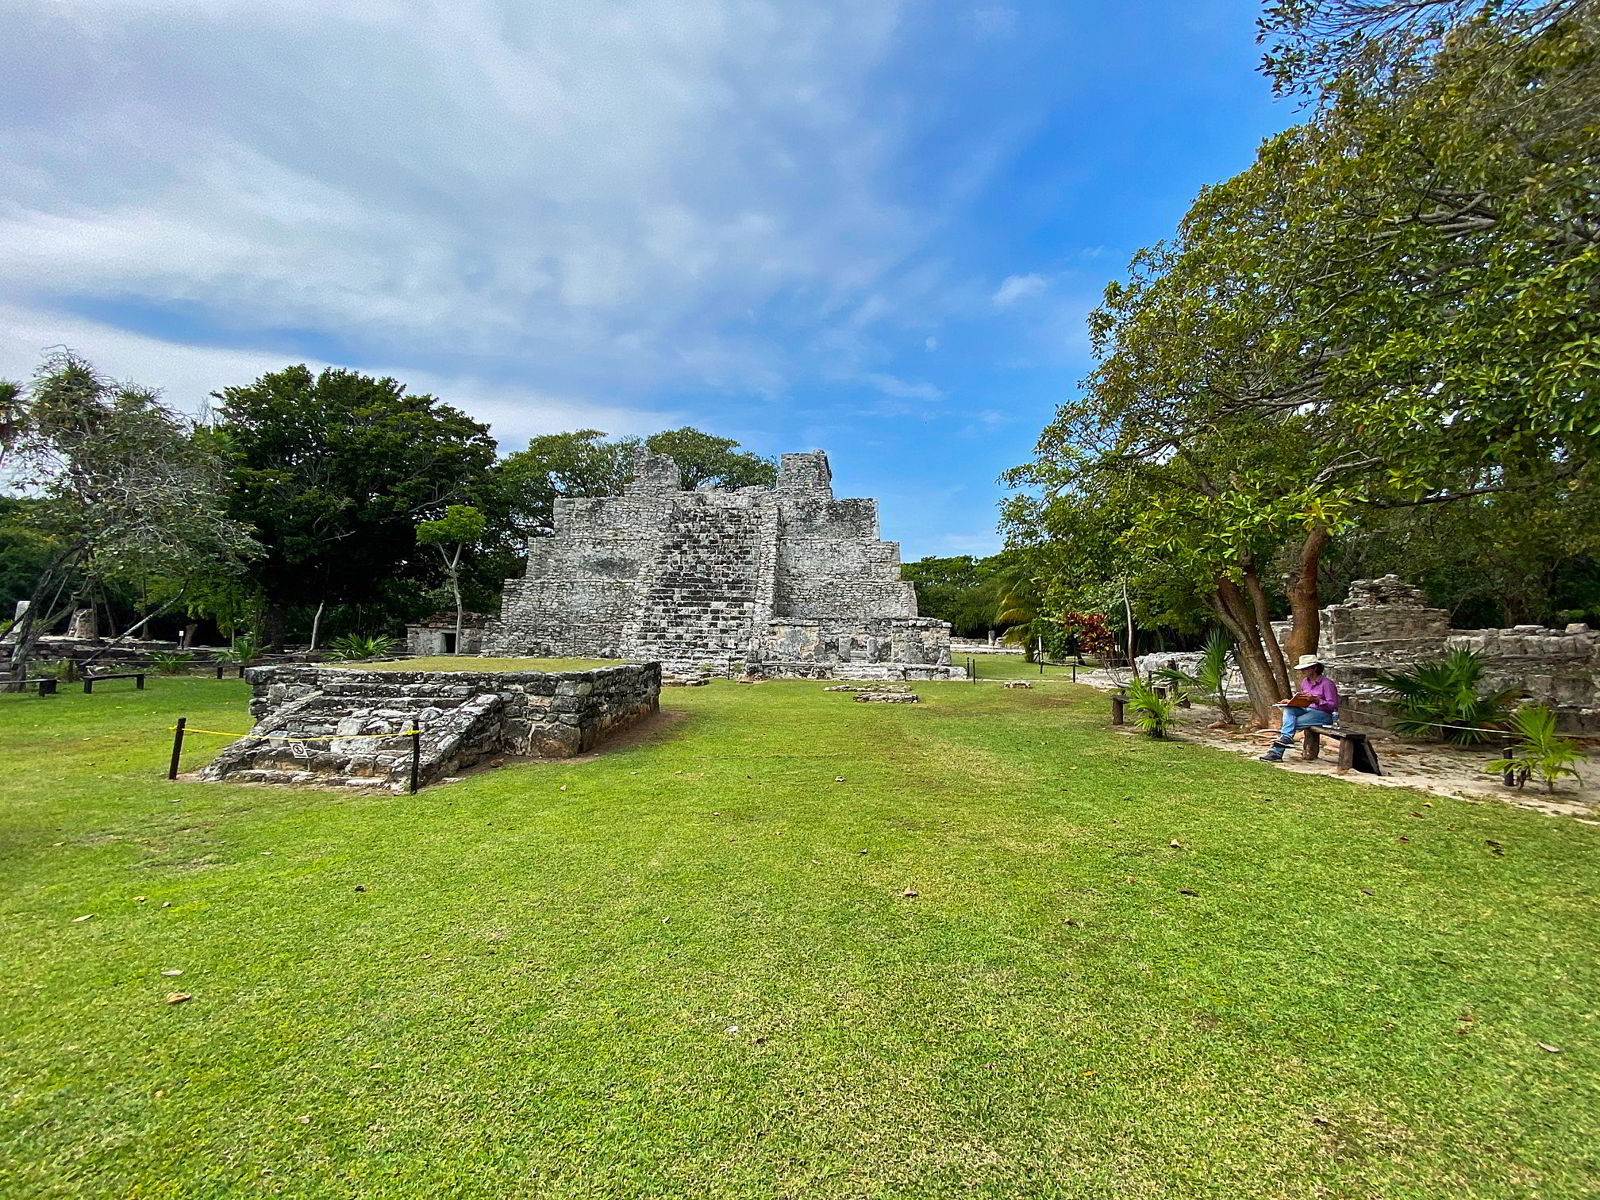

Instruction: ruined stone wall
[197,663,660,791]
[485,449,959,679]
[1313,577,1600,733]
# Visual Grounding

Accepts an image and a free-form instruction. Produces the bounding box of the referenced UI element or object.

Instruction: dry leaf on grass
[164,993,192,1005]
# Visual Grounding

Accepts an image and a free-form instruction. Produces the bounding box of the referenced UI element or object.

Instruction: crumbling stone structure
[196,663,659,791]
[1314,576,1600,733]
[404,612,491,657]
[485,450,961,680]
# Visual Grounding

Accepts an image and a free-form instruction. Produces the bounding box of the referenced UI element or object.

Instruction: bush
[1125,675,1174,738]
[327,633,400,662]
[48,658,82,683]
[214,636,262,665]
[1373,650,1519,745]
[148,651,195,676]
[1485,705,1583,793]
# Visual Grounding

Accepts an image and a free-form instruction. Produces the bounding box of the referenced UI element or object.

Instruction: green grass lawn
[2,674,1596,1198]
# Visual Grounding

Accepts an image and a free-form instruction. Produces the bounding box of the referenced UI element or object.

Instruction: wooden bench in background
[1302,727,1382,775]
[83,672,146,694]
[8,678,59,696]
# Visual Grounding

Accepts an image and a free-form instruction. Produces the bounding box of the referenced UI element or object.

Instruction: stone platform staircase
[195,676,504,792]
[623,500,764,664]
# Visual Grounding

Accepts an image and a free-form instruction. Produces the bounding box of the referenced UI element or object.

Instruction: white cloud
[991,273,1048,307]
[861,373,943,401]
[0,301,668,450]
[0,0,982,402]
[925,336,940,351]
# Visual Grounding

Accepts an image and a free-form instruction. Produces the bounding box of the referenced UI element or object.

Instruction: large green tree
[1,352,258,681]
[211,366,498,647]
[1007,1,1599,723]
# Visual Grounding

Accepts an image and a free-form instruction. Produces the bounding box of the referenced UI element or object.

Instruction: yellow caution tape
[173,726,420,741]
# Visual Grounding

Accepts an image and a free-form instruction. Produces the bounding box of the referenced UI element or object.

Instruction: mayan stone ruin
[1309,575,1600,734]
[485,450,962,680]
[196,663,661,791]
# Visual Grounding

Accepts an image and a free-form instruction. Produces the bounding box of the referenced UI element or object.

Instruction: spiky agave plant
[1485,704,1583,793]
[1373,649,1518,745]
[327,633,401,662]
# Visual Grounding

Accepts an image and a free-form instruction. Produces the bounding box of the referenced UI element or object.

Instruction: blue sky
[0,0,1292,560]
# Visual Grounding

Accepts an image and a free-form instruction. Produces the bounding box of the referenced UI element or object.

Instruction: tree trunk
[1243,564,1291,697]
[1211,578,1280,727]
[309,600,326,652]
[451,573,464,654]
[5,545,84,686]
[1284,525,1331,661]
[1122,578,1137,678]
[79,588,190,670]
[264,601,287,651]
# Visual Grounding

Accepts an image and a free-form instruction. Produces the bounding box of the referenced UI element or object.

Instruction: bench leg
[1301,729,1320,761]
[83,679,93,694]
[1338,735,1358,772]
[1111,695,1126,725]
[40,679,57,696]
[136,674,145,690]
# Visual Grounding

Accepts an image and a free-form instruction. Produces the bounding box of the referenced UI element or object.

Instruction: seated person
[1259,655,1339,763]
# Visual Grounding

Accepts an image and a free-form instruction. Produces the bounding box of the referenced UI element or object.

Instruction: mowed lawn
[2,666,1596,1199]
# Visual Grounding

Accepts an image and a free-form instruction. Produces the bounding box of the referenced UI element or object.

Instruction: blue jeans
[1276,706,1334,745]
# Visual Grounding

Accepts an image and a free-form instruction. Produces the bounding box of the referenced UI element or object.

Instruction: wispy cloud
[991,273,1048,306]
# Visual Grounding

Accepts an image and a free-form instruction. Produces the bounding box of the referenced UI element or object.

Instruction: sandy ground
[1067,668,1599,822]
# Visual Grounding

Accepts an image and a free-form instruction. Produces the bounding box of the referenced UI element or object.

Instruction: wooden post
[1111,693,1126,725]
[1502,745,1521,787]
[1302,728,1321,761]
[409,728,421,795]
[135,673,145,690]
[1071,661,1076,683]
[38,678,57,696]
[168,718,186,780]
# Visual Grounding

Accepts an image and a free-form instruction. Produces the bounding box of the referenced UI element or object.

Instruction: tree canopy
[210,365,499,645]
[1005,0,1600,722]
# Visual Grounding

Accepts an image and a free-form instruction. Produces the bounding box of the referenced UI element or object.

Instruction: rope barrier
[169,725,421,741]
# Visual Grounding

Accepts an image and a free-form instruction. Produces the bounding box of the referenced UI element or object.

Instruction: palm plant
[148,651,195,676]
[1373,649,1519,745]
[214,636,262,665]
[1156,629,1235,724]
[1124,675,1174,738]
[1485,705,1583,793]
[327,633,400,662]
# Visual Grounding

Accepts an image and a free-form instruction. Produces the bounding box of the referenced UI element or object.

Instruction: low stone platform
[195,663,660,792]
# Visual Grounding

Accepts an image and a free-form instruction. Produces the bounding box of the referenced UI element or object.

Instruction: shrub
[148,651,195,676]
[48,658,82,683]
[1125,675,1174,738]
[1485,705,1583,793]
[214,636,262,665]
[1372,650,1519,745]
[328,633,400,662]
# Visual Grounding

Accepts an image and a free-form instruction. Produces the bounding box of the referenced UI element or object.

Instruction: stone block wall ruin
[1310,576,1600,733]
[195,663,660,791]
[485,450,962,680]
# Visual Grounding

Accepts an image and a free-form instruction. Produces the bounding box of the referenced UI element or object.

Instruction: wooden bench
[6,678,58,695]
[1302,727,1382,775]
[83,672,146,694]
